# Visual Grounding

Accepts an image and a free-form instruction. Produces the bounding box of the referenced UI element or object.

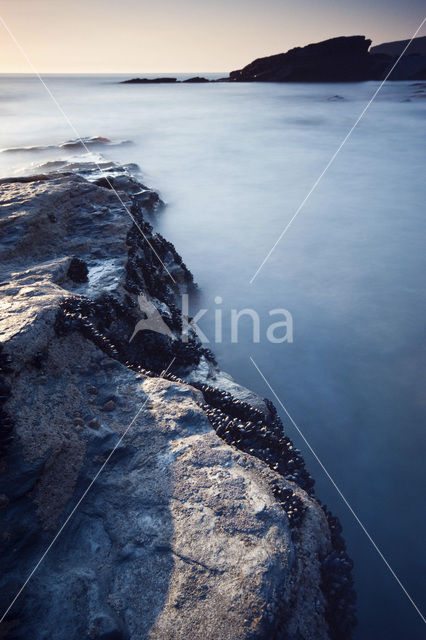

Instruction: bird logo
[129,293,175,342]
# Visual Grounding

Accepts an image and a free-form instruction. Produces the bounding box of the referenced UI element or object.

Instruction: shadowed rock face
[229,34,426,82]
[0,167,356,639]
[230,36,373,82]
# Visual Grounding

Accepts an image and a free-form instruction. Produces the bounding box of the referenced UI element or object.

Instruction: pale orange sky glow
[0,0,425,73]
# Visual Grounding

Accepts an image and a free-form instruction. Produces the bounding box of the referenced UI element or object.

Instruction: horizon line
[1,31,424,76]
[0,70,228,75]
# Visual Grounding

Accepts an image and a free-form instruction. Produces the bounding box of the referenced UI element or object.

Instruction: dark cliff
[229,34,426,82]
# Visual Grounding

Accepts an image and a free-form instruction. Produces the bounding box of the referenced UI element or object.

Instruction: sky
[0,0,425,73]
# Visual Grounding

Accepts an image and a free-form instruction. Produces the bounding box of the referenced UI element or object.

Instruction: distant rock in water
[121,76,211,84]
[121,77,178,84]
[0,136,131,154]
[229,34,426,82]
[182,76,210,83]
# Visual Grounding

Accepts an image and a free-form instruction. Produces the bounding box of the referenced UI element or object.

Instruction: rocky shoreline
[0,165,356,639]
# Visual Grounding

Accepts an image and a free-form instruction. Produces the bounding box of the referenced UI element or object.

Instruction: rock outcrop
[230,36,373,82]
[229,34,426,82]
[182,76,210,83]
[0,165,356,639]
[121,77,211,84]
[121,77,178,84]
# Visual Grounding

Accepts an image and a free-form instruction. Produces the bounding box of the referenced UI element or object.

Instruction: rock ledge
[0,167,356,639]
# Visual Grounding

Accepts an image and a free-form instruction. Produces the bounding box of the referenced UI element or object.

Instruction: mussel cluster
[125,199,194,300]
[54,290,215,375]
[270,483,306,527]
[191,387,314,489]
[179,383,310,528]
[116,361,309,530]
[66,256,89,283]
[320,506,357,638]
[54,296,120,359]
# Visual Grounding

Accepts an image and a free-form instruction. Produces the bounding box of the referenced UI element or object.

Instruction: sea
[0,73,425,639]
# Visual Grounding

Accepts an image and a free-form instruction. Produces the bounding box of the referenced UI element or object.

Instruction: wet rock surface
[0,167,355,639]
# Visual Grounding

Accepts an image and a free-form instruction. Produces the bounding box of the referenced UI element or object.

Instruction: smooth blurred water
[0,74,425,639]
